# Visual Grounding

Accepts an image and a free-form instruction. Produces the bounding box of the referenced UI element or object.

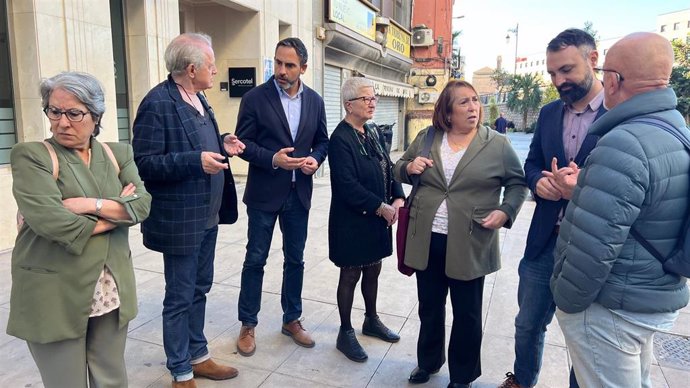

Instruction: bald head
[606,32,673,90]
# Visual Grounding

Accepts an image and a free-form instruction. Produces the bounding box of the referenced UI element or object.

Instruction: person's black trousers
[415,232,484,384]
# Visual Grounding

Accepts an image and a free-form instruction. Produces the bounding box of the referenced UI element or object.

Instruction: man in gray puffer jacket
[550,32,690,388]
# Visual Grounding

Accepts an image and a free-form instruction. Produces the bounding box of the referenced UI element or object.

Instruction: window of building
[380,0,411,30]
[674,22,680,30]
[110,0,131,143]
[0,0,16,164]
[661,25,666,32]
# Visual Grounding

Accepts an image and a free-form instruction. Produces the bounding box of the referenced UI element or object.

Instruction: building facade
[406,0,456,146]
[320,0,414,176]
[0,0,315,251]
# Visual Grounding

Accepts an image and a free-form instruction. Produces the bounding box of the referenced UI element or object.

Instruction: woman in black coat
[328,77,406,362]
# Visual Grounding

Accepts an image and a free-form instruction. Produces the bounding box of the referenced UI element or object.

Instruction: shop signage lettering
[228,67,256,97]
[386,22,411,57]
[328,0,375,40]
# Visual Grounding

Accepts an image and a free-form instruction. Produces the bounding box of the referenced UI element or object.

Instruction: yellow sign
[386,23,411,58]
[329,0,376,40]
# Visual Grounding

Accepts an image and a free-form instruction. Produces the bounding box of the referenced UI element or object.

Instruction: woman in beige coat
[8,72,151,388]
[394,80,526,388]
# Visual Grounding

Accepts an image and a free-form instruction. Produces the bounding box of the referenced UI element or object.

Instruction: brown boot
[497,372,524,388]
[237,325,256,356]
[192,358,238,380]
[281,319,315,348]
[172,379,197,388]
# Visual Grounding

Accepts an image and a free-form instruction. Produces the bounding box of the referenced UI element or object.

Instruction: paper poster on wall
[263,58,274,82]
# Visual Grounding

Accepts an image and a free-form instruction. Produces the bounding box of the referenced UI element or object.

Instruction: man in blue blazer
[234,37,329,357]
[499,29,606,388]
[132,33,244,388]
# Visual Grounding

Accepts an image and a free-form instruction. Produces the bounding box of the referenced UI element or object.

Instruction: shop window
[0,0,16,164]
[110,0,131,143]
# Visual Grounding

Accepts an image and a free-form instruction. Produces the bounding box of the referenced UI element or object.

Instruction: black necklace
[175,83,204,114]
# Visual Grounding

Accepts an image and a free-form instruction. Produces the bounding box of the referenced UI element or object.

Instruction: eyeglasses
[43,106,91,122]
[593,67,625,83]
[348,96,378,104]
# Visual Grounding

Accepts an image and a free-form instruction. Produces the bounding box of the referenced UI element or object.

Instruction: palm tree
[506,73,543,130]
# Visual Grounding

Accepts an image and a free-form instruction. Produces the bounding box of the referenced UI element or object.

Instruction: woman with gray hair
[327,76,406,362]
[7,71,151,388]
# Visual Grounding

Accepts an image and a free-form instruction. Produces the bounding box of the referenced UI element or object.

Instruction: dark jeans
[514,232,578,388]
[416,232,484,385]
[238,188,309,326]
[162,226,217,378]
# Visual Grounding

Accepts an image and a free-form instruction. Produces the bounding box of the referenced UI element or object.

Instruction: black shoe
[408,366,440,384]
[336,328,368,362]
[362,315,400,343]
[448,383,471,388]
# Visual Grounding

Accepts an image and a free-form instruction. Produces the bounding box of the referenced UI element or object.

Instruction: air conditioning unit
[417,90,439,104]
[411,29,434,47]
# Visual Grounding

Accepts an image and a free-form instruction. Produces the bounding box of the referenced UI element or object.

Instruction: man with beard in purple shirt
[498,29,606,388]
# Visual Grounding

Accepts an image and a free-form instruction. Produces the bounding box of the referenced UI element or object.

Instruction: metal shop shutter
[322,65,342,175]
[372,97,400,151]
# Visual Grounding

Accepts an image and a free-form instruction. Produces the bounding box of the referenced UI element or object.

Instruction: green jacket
[394,126,527,280]
[7,138,151,343]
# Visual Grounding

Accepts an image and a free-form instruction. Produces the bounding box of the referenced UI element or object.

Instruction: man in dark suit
[132,33,244,388]
[234,37,329,357]
[499,29,605,388]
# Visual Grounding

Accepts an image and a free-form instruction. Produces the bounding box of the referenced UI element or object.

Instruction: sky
[452,0,689,81]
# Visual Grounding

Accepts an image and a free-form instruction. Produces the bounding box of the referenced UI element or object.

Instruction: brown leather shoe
[497,372,523,388]
[281,319,316,348]
[191,358,238,380]
[172,379,197,388]
[237,325,256,356]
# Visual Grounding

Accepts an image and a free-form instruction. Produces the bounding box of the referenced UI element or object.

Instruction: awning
[362,73,415,99]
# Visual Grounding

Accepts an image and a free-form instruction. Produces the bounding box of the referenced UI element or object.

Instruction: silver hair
[165,33,213,77]
[341,77,375,109]
[40,71,106,136]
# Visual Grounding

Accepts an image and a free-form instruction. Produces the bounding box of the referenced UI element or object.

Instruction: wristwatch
[95,198,103,216]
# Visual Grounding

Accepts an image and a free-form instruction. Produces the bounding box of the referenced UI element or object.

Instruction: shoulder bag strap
[42,141,59,179]
[100,141,121,175]
[626,115,690,260]
[406,126,436,206]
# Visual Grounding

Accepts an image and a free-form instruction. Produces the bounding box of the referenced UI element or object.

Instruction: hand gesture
[300,156,319,175]
[542,157,580,200]
[406,156,434,175]
[223,134,245,156]
[379,203,396,226]
[390,198,405,225]
[481,209,509,230]
[201,151,228,174]
[273,147,306,170]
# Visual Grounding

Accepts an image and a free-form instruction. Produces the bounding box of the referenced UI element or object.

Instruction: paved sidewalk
[2,167,690,387]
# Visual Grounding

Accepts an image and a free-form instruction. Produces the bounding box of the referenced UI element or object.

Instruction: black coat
[328,120,405,267]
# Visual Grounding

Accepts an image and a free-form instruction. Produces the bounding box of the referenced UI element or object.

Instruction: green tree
[542,84,560,105]
[671,66,690,123]
[451,30,462,78]
[490,68,512,97]
[488,97,499,126]
[671,34,690,67]
[506,73,543,130]
[583,21,599,42]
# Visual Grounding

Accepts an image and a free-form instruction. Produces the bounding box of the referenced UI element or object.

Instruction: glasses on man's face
[348,96,378,104]
[593,67,625,83]
[43,106,91,122]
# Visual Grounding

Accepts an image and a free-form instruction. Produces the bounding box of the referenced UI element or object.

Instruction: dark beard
[558,72,593,104]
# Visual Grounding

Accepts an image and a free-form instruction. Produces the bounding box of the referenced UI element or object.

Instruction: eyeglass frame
[43,106,92,122]
[593,67,625,83]
[348,96,379,104]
